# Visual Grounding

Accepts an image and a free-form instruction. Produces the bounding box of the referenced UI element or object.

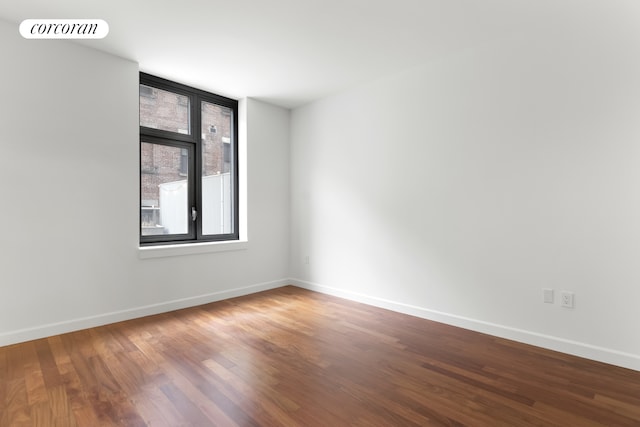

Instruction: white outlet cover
[561,291,575,308]
[543,288,554,304]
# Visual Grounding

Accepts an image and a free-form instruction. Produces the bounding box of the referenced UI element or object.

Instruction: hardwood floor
[1,286,639,426]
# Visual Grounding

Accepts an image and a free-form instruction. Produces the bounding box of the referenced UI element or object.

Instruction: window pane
[141,143,189,236]
[201,101,233,235]
[139,85,190,134]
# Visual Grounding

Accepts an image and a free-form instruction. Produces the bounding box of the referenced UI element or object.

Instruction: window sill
[138,240,248,259]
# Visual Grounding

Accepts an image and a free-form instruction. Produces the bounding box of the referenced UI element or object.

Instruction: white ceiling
[1,0,636,108]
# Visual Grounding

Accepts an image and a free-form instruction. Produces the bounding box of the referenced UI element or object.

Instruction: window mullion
[187,142,197,240]
[193,94,203,240]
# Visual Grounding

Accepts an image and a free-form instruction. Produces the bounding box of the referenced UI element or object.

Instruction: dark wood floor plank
[129,386,184,427]
[32,340,63,391]
[69,404,103,427]
[202,357,306,427]
[1,285,640,427]
[160,379,239,427]
[3,378,32,427]
[29,401,53,427]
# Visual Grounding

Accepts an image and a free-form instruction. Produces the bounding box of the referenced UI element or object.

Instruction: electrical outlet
[543,288,554,304]
[304,255,310,265]
[560,291,574,308]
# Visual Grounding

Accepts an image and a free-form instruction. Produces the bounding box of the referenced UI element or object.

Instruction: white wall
[0,19,290,344]
[290,5,640,370]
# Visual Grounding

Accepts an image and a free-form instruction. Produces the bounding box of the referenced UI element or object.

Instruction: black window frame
[139,72,239,246]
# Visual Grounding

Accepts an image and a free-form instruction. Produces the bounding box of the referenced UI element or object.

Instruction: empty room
[1,0,639,425]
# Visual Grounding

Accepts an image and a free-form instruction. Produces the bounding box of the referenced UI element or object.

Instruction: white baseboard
[290,278,640,372]
[0,279,288,347]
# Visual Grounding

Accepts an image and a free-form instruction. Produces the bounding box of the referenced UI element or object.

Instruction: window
[139,73,239,245]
